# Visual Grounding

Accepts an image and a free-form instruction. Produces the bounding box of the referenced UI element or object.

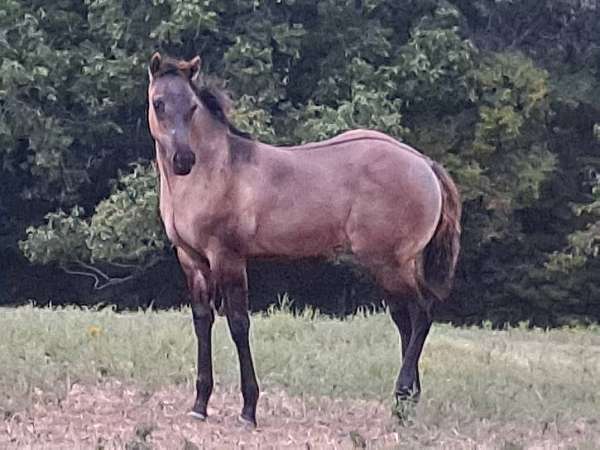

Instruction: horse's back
[288,129,426,159]
[286,129,440,208]
[246,129,442,259]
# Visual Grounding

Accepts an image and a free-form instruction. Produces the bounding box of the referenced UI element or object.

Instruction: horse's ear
[149,52,162,80]
[189,56,202,82]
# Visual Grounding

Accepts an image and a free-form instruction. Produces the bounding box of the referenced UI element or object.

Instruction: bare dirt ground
[1,382,597,449]
[1,381,399,449]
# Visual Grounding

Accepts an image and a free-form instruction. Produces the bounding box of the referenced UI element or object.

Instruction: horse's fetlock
[244,381,259,400]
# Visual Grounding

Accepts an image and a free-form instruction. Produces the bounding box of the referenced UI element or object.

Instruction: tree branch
[59,256,167,290]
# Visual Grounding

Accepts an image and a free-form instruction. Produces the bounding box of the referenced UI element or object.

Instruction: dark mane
[191,82,253,142]
[193,82,254,163]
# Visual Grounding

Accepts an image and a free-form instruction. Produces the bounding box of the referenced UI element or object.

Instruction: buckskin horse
[147,53,461,426]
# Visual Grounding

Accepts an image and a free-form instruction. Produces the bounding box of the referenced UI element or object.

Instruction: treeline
[2,0,600,325]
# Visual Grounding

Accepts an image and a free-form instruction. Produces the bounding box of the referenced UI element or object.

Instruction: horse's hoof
[188,410,208,421]
[395,386,419,403]
[238,414,257,428]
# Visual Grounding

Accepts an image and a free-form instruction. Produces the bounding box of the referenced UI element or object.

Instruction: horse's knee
[221,273,249,315]
[190,278,213,330]
[227,311,250,342]
[192,302,213,321]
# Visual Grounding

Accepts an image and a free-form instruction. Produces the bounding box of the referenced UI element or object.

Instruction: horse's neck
[156,143,233,213]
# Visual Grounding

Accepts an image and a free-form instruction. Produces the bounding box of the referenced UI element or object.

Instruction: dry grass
[0,305,599,448]
[2,382,597,449]
[1,382,399,449]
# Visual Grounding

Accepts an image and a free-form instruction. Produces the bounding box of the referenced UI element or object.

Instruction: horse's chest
[161,199,218,251]
[159,203,181,246]
[158,175,245,252]
[159,183,195,247]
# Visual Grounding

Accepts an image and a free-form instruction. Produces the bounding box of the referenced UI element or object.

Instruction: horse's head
[147,53,202,176]
[148,53,254,175]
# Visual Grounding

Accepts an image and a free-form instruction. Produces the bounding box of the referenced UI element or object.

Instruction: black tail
[419,162,462,303]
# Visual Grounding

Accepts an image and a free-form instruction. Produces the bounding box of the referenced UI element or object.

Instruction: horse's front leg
[220,256,259,426]
[190,280,214,420]
[176,248,214,420]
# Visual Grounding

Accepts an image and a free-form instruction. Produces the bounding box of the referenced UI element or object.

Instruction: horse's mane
[190,80,253,141]
[154,57,254,163]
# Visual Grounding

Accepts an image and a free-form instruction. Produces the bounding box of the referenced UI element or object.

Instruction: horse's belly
[251,211,346,257]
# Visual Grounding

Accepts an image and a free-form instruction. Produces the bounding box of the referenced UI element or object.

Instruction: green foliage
[294,58,406,142]
[20,163,165,265]
[148,0,219,42]
[6,0,600,318]
[0,0,148,201]
[87,163,165,262]
[19,207,90,264]
[393,8,476,113]
[469,53,555,209]
[229,95,277,141]
[548,183,600,271]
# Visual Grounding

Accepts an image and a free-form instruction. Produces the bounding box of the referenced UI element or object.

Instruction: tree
[5,0,600,323]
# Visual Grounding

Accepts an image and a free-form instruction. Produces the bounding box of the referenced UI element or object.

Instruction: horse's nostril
[173,150,196,175]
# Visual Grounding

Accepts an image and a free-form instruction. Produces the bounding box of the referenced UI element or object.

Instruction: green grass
[1,304,599,441]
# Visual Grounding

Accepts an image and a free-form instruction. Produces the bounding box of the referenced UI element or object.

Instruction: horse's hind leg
[177,248,214,420]
[377,262,432,402]
[392,300,431,401]
[388,299,411,363]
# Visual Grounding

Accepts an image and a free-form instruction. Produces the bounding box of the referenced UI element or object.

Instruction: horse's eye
[153,98,165,114]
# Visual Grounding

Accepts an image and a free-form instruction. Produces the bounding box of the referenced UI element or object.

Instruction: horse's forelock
[153,57,193,79]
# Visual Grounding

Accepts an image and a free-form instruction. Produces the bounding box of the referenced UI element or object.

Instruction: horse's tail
[419,162,462,305]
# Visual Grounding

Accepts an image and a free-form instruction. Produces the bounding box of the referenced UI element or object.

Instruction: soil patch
[1,382,596,449]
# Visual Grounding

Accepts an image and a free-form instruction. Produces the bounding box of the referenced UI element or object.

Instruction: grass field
[0,305,599,448]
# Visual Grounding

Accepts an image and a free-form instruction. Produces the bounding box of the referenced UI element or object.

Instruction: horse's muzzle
[173,150,196,176]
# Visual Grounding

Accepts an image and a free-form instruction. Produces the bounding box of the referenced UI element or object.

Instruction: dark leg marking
[390,300,411,360]
[190,302,214,420]
[394,300,432,402]
[223,276,259,426]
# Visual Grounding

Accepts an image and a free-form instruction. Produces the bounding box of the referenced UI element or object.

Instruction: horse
[147,53,461,426]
